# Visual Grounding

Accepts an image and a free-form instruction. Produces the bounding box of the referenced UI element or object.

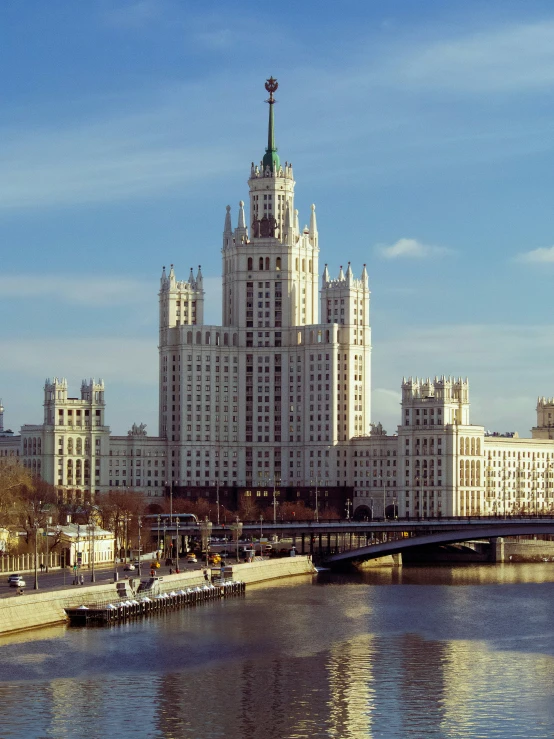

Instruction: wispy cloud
[0,95,242,212]
[392,20,554,93]
[0,275,153,306]
[102,0,163,29]
[514,245,554,264]
[3,337,157,385]
[377,238,452,259]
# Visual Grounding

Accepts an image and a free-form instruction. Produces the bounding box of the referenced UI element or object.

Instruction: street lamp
[137,516,142,578]
[231,516,243,563]
[33,520,39,590]
[200,517,213,569]
[156,514,161,554]
[175,516,180,573]
[90,519,96,583]
[215,479,220,526]
[346,499,352,520]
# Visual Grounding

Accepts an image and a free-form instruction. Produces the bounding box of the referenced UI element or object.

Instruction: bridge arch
[353,505,372,521]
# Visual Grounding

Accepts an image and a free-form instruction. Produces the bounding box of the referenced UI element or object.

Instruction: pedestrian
[169,567,173,575]
[79,574,84,585]
[39,563,44,572]
[203,569,209,581]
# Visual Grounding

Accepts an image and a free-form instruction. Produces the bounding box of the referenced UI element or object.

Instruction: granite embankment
[0,556,315,636]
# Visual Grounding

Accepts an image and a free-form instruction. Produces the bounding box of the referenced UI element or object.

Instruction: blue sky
[1,0,554,437]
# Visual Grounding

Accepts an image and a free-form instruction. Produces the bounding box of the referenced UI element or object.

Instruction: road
[0,557,219,599]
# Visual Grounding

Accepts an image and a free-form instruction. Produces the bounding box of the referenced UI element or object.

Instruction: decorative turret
[532,396,554,439]
[196,265,203,287]
[309,204,318,247]
[224,205,232,234]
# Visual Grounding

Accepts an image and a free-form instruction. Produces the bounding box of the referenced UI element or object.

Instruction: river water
[1,564,553,739]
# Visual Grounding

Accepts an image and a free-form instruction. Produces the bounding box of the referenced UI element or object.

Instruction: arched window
[295,258,299,271]
[309,259,312,272]
[76,438,82,454]
[265,257,270,270]
[67,438,74,455]
[460,438,464,454]
[247,257,253,270]
[465,438,470,455]
[471,438,475,455]
[302,259,306,272]
[37,439,41,454]
[233,333,238,346]
[476,438,481,455]
[276,257,281,271]
[85,438,90,453]
[459,460,464,485]
[196,331,201,344]
[206,332,211,345]
[259,257,264,270]
[187,331,192,345]
[76,459,82,484]
[224,333,229,346]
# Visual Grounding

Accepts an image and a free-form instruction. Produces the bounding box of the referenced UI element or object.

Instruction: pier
[65,580,245,626]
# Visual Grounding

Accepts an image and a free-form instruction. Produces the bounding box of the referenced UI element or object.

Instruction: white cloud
[377,238,452,259]
[0,94,242,212]
[514,245,554,264]
[0,275,153,306]
[393,20,554,93]
[2,337,157,385]
[373,323,554,435]
[102,0,162,29]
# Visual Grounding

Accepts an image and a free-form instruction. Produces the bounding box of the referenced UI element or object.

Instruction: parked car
[8,574,25,588]
[123,564,136,571]
[186,554,197,564]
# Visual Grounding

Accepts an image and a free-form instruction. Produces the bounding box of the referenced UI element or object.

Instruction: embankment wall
[0,556,315,636]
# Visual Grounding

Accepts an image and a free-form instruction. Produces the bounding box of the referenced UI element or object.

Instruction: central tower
[221,77,319,331]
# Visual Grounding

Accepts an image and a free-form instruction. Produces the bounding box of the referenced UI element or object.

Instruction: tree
[0,461,33,529]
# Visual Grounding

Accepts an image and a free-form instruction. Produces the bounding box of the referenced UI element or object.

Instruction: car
[8,574,25,588]
[186,554,197,563]
[150,561,161,569]
[123,564,136,571]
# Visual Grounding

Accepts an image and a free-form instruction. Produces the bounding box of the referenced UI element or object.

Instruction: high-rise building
[3,78,554,520]
[157,78,370,511]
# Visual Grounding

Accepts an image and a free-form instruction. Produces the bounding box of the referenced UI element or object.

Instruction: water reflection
[0,565,553,738]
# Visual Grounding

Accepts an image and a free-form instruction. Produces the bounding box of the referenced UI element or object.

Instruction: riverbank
[0,556,316,636]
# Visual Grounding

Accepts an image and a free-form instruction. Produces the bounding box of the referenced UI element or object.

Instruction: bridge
[149,516,554,564]
[323,518,554,567]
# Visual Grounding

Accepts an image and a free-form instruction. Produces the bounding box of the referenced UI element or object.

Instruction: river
[0,563,553,739]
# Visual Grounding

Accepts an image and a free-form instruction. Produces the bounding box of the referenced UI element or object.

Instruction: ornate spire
[309,204,318,244]
[224,205,232,234]
[262,77,280,172]
[237,200,246,229]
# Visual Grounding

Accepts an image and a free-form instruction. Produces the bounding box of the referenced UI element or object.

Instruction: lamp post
[311,477,320,523]
[382,473,386,520]
[231,516,243,564]
[156,514,161,555]
[200,517,212,570]
[346,499,352,520]
[90,519,96,583]
[33,520,39,590]
[216,479,220,526]
[137,516,142,578]
[175,516,180,573]
[45,518,50,574]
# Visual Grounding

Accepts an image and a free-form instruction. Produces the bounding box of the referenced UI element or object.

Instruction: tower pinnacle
[262,77,280,172]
